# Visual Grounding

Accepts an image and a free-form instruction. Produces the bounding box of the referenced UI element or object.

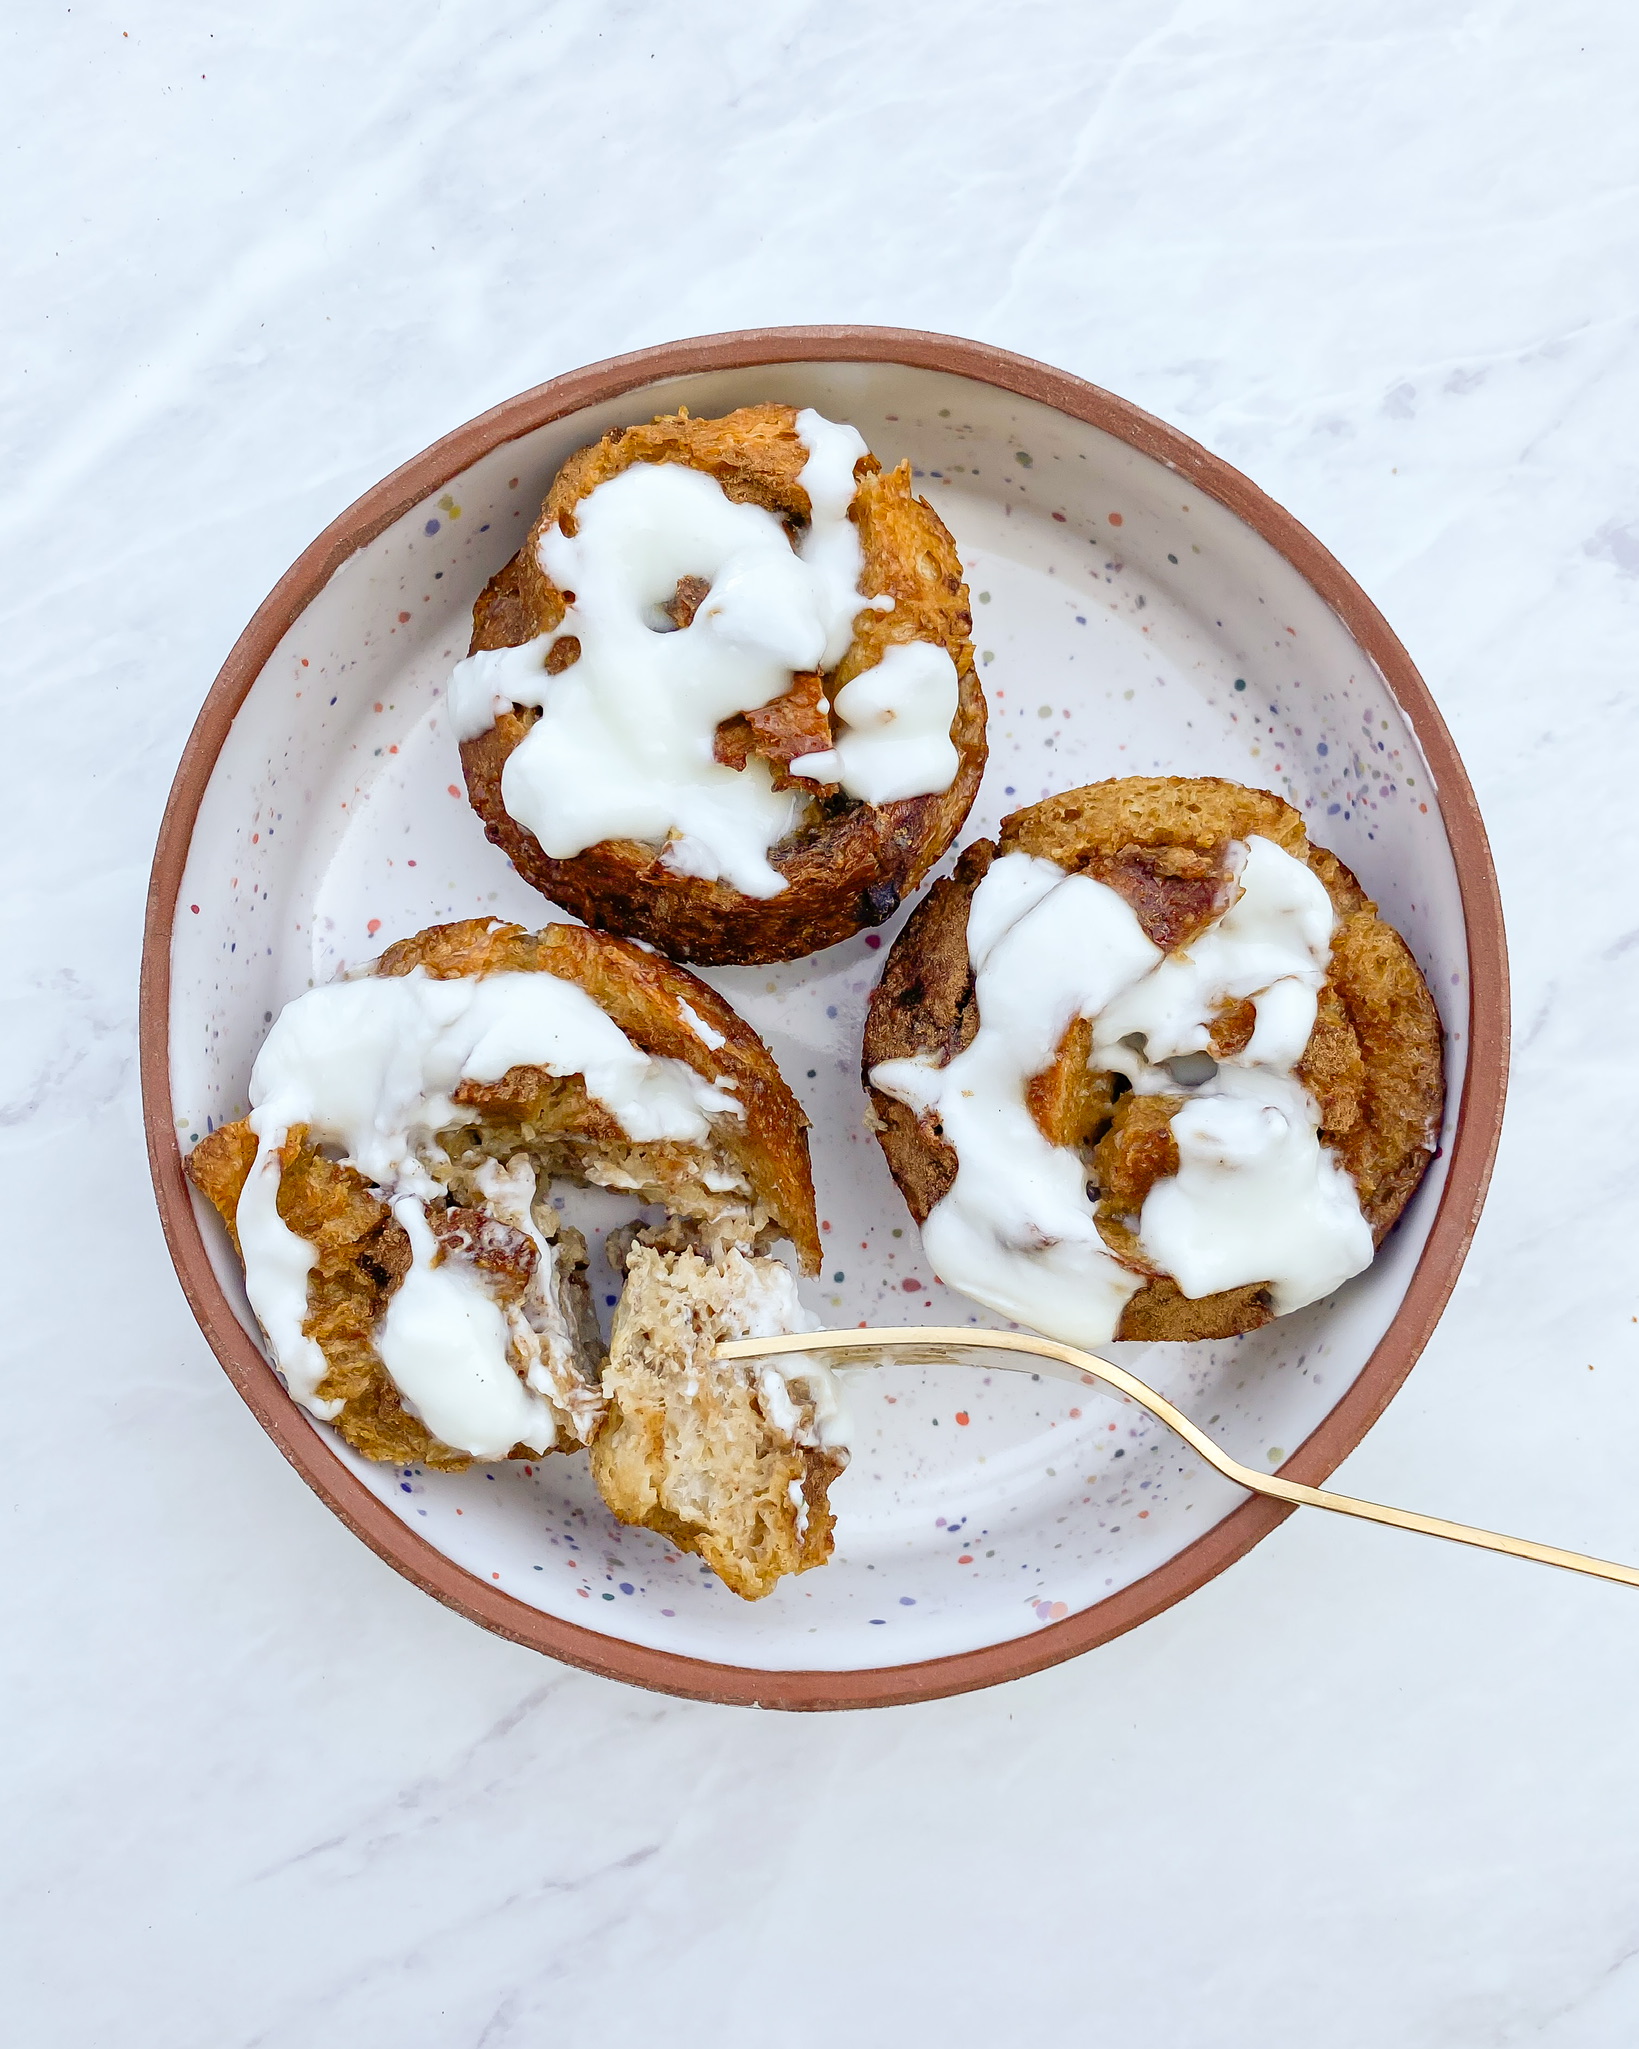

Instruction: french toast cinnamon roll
[863,778,1444,1345]
[449,404,986,965]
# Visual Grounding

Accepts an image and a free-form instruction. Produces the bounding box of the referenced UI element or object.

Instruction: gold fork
[716,1325,1639,1589]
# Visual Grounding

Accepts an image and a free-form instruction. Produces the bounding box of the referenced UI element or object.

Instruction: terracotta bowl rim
[139,324,1510,1711]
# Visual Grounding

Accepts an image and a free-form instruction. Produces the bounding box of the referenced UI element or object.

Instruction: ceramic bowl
[141,327,1508,1709]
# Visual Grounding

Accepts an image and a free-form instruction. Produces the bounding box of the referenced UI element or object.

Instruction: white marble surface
[6,3,1639,2040]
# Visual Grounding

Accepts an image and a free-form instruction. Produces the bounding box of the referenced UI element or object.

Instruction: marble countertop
[7,4,1639,2042]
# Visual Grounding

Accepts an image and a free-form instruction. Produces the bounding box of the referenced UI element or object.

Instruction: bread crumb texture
[592,1240,845,1601]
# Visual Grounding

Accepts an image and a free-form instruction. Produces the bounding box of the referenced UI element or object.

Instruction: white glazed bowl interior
[169,360,1470,1672]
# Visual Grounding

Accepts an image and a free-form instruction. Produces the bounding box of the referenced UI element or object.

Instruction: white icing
[247,969,736,1183]
[786,639,961,804]
[869,838,1376,1345]
[445,409,954,898]
[758,1367,802,1438]
[724,1254,850,1452]
[1138,1073,1371,1312]
[447,638,555,744]
[235,966,736,1452]
[1092,835,1334,1088]
[787,408,892,670]
[965,848,1067,967]
[378,1198,557,1459]
[676,997,726,1050]
[235,1140,338,1419]
[870,865,1163,1348]
[788,1361,850,1454]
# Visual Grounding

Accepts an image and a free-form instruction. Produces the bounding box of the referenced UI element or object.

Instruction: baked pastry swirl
[862,778,1445,1344]
[449,403,987,966]
[186,919,845,1598]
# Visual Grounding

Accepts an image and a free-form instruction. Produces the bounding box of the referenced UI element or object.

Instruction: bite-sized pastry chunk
[593,1235,847,1601]
[186,918,844,1597]
[863,777,1444,1346]
[448,403,987,965]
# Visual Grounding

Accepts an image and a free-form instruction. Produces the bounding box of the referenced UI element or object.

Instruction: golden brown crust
[188,1123,472,1468]
[1115,1277,1275,1343]
[1026,1016,1121,1152]
[185,1120,257,1255]
[544,403,817,532]
[1322,910,1446,1235]
[185,919,822,1473]
[861,777,1446,1341]
[1003,776,1310,869]
[459,404,987,966]
[859,839,995,1223]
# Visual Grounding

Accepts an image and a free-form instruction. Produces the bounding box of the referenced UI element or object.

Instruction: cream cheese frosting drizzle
[446,409,960,897]
[870,860,1163,1347]
[786,639,960,804]
[869,836,1375,1347]
[235,967,741,1456]
[726,1251,850,1453]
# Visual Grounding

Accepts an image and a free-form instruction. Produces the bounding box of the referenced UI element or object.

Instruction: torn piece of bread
[592,1240,847,1601]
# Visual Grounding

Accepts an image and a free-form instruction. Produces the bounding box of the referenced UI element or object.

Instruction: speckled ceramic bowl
[141,328,1507,1709]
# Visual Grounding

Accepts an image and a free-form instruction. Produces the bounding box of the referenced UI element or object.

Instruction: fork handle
[716,1326,1639,1592]
[1256,1474,1639,1587]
